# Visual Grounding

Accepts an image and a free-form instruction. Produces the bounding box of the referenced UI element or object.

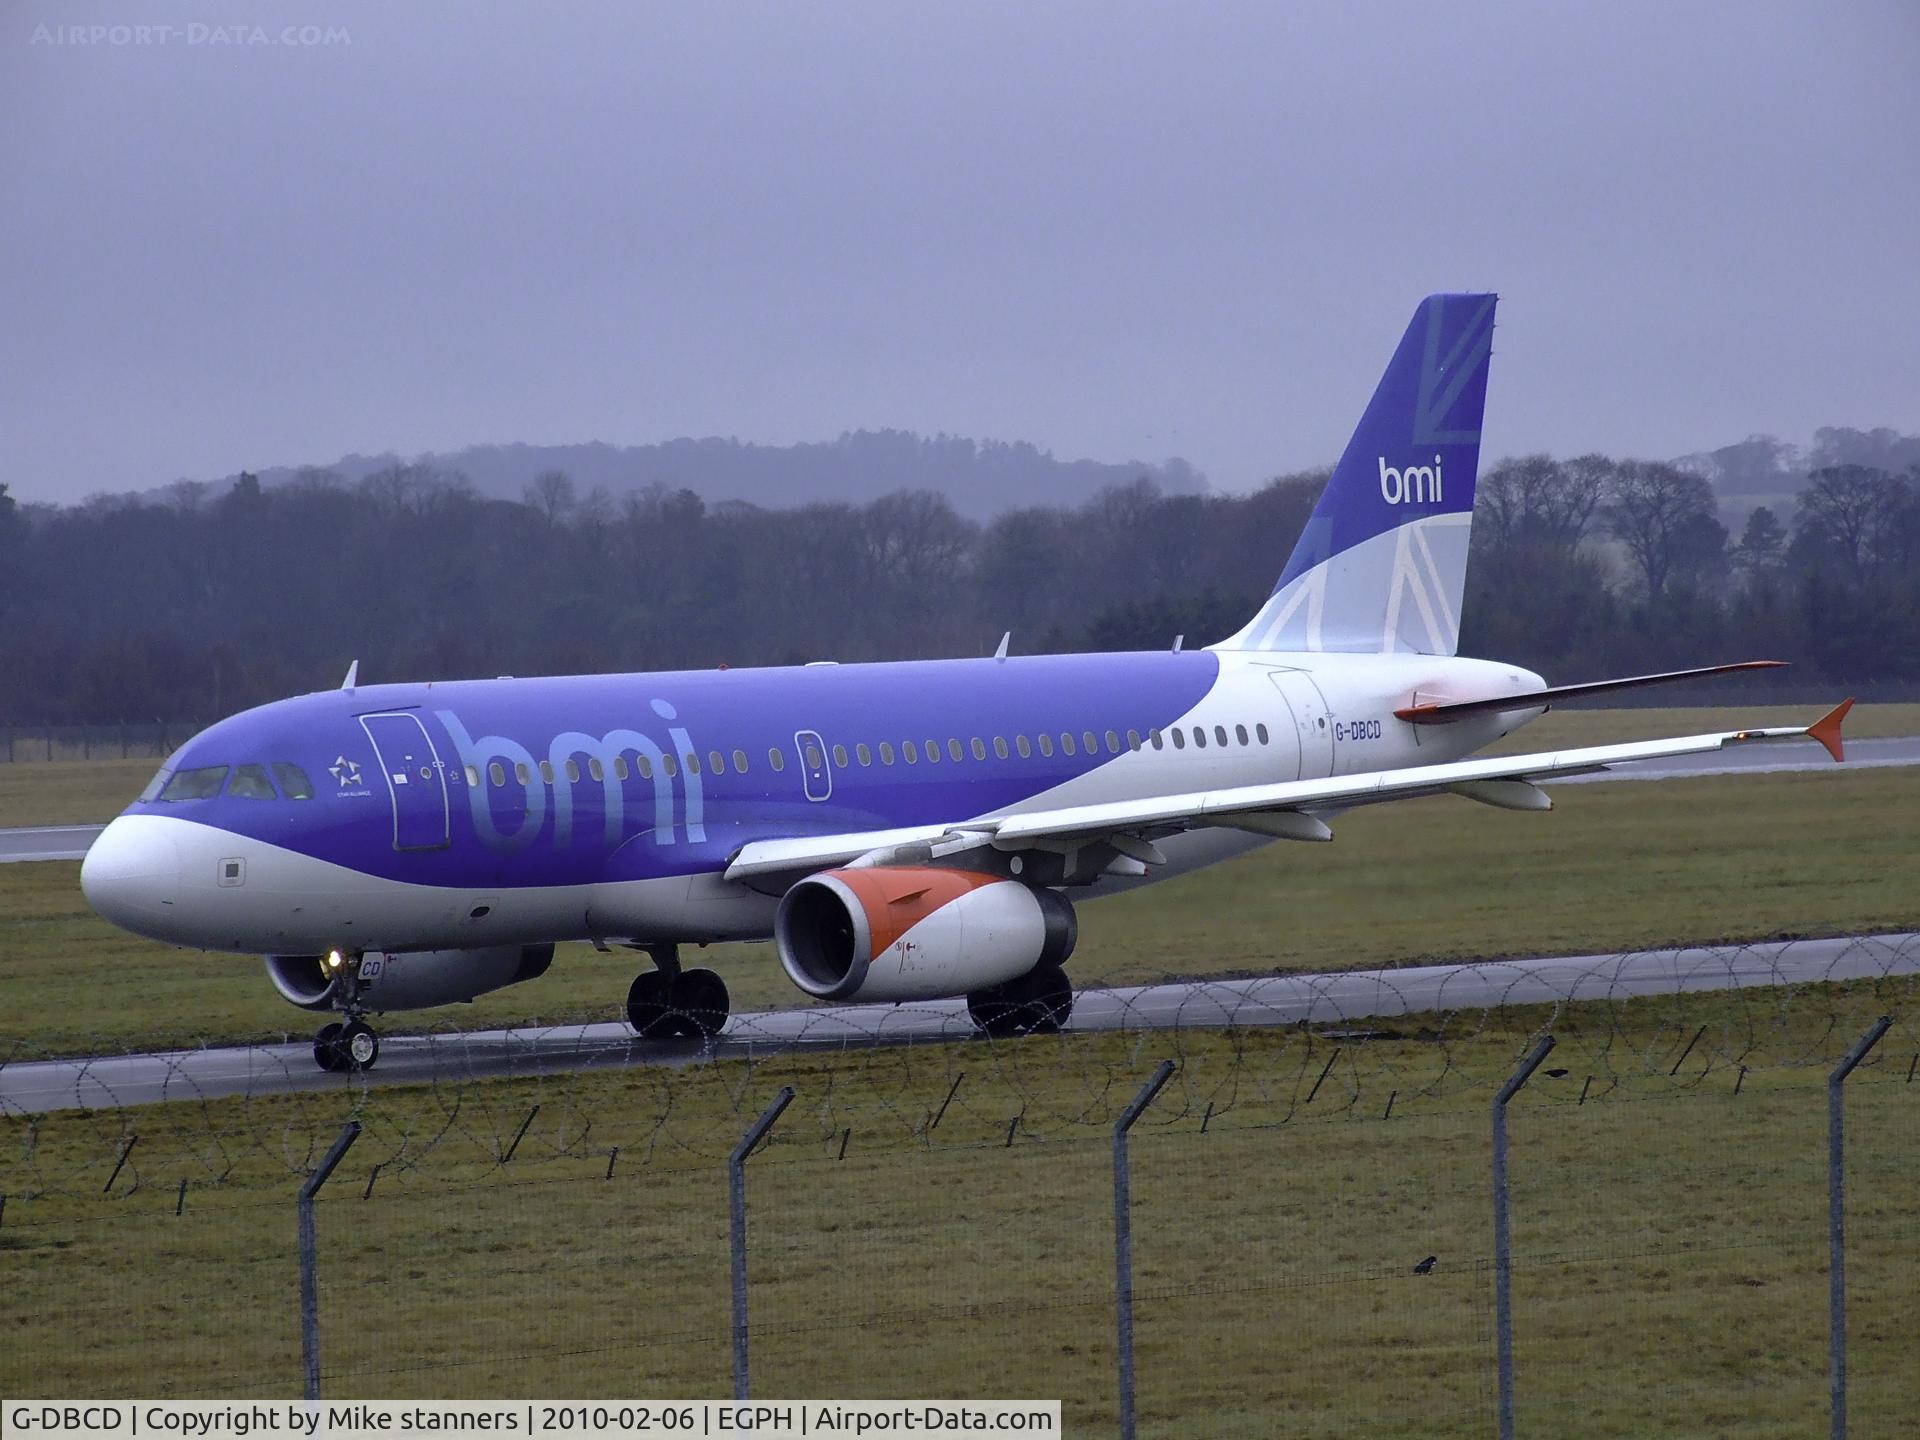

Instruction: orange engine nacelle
[775,867,1077,1003]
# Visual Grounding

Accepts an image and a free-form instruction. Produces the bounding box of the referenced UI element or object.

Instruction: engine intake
[265,944,555,1013]
[776,868,1075,1003]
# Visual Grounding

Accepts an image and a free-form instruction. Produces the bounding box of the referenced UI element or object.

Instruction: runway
[3,737,1917,867]
[3,931,1913,1115]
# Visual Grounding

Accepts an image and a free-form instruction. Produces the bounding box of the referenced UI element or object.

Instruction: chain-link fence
[3,944,1916,1436]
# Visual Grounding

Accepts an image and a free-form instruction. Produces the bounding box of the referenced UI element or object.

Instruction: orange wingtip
[1807,697,1854,763]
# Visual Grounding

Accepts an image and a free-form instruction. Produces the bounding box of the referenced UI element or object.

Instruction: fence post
[1114,1059,1176,1440]
[1829,1015,1891,1440]
[730,1087,794,1401]
[1492,1035,1555,1440]
[299,1121,362,1401]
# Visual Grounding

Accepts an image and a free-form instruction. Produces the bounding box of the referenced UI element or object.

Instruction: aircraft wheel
[969,965,1074,1039]
[313,1021,348,1072]
[626,970,675,1039]
[1023,965,1074,1035]
[675,968,731,1039]
[342,1020,380,1071]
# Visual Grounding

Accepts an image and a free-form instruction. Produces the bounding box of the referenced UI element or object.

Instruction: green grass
[1,986,1914,1434]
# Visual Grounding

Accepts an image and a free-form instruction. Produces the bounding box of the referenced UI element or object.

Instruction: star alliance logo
[330,755,362,788]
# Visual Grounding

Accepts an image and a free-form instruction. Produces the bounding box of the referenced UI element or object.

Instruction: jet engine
[265,944,555,1013]
[776,868,1076,1003]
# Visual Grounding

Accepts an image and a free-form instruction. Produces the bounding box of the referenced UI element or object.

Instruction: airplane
[80,293,1853,1072]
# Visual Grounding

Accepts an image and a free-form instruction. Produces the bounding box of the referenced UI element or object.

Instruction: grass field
[3,706,1919,1056]
[2,984,1913,1433]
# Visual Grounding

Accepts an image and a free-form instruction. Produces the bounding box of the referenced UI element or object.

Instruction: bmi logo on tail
[1378,455,1444,505]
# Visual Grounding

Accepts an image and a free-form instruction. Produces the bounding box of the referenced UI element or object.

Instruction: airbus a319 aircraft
[81,294,1852,1071]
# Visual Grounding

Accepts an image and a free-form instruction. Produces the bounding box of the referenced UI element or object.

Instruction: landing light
[326,949,345,970]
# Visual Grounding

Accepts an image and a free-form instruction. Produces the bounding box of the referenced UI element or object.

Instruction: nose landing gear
[311,950,382,1072]
[314,1018,380,1072]
[625,944,731,1040]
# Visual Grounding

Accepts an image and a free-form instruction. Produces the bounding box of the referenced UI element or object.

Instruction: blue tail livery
[1214,292,1496,655]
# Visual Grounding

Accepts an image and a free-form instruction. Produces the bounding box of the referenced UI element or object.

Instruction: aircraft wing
[722,700,1853,882]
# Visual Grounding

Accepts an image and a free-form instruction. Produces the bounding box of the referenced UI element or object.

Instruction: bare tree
[1602,460,1720,599]
[1793,464,1907,575]
[524,468,577,527]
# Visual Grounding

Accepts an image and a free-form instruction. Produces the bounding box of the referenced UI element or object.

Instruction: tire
[969,965,1074,1039]
[626,970,675,1038]
[342,1021,380,1071]
[675,968,731,1039]
[1023,964,1074,1035]
[313,1021,347,1073]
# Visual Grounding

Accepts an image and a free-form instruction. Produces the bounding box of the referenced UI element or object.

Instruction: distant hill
[1675,426,1920,498]
[190,430,1209,521]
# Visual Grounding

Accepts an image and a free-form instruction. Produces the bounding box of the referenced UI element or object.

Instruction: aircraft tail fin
[1213,293,1496,655]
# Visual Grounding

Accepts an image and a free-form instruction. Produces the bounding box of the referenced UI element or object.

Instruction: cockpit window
[159,766,228,801]
[272,762,315,800]
[228,763,278,800]
[139,768,172,803]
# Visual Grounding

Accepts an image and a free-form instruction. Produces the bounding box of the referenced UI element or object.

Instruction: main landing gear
[967,963,1074,1039]
[626,944,732,1040]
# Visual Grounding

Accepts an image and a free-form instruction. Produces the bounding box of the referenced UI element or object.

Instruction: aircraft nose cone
[81,816,181,937]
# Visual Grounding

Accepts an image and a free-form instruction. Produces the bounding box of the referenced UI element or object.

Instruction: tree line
[2,452,1917,725]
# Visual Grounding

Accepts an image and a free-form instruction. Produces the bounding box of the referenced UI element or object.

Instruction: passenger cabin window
[1038,733,1054,757]
[489,761,507,787]
[464,764,481,787]
[1016,735,1031,758]
[565,759,581,783]
[803,744,821,771]
[734,749,749,773]
[273,762,315,799]
[1105,730,1120,753]
[833,744,849,768]
[879,741,895,765]
[903,740,918,764]
[515,762,531,785]
[539,761,556,784]
[228,763,277,800]
[588,758,604,782]
[1193,727,1207,748]
[636,756,653,780]
[159,766,227,801]
[1171,729,1185,751]
[1236,724,1249,746]
[1127,729,1142,751]
[686,752,702,775]
[1060,732,1076,756]
[948,739,964,762]
[1256,723,1270,745]
[662,754,679,778]
[856,743,872,766]
[993,737,1009,759]
[1150,729,1163,750]
[710,750,725,775]
[1083,730,1098,754]
[614,757,629,780]
[1215,725,1229,747]
[970,738,986,760]
[768,748,785,772]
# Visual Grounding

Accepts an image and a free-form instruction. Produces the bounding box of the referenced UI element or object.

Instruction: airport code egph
[1,1405,1061,1439]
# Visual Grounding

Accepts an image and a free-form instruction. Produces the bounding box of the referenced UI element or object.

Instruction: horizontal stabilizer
[1394,660,1788,724]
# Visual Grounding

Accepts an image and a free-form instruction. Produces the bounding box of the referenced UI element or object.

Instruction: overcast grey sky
[4,1,1916,504]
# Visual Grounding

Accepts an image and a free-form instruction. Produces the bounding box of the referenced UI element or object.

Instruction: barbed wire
[1,933,1914,1210]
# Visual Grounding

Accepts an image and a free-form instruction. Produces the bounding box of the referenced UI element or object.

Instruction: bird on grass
[1413,1255,1437,1275]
